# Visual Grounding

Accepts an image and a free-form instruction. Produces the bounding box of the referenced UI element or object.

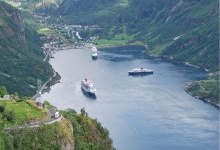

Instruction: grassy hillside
[0,99,74,149]
[0,1,54,97]
[0,99,115,149]
[0,100,47,128]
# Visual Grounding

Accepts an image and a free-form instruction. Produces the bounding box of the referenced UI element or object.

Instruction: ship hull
[92,55,97,59]
[81,87,96,98]
[128,71,153,75]
[81,87,96,95]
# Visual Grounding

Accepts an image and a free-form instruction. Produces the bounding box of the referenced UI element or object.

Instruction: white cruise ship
[91,46,98,59]
[81,78,97,95]
[128,68,153,75]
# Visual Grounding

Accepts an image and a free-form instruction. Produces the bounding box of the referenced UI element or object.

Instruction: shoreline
[184,84,219,109]
[41,46,86,95]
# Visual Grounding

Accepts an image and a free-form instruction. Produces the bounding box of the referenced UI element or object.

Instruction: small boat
[128,68,153,75]
[91,47,98,59]
[81,78,97,95]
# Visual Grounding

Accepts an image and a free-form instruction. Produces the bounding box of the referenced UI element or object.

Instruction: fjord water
[41,46,219,150]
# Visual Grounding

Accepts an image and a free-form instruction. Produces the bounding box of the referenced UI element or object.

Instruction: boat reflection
[128,73,153,78]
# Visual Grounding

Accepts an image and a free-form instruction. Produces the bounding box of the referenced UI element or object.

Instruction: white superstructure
[91,46,98,58]
[128,68,153,75]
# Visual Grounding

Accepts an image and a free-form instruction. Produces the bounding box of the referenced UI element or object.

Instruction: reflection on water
[42,46,219,150]
[128,73,153,78]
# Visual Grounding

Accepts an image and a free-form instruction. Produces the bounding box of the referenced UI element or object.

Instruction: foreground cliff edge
[0,98,115,150]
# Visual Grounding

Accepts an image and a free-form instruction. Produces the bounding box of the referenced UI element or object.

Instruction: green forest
[0,1,54,97]
[0,95,115,150]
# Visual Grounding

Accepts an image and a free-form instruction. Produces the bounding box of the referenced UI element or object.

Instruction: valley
[0,0,219,149]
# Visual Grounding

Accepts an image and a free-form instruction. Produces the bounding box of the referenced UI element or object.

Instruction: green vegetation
[0,2,115,149]
[53,0,219,104]
[0,94,114,149]
[0,0,218,148]
[0,87,114,149]
[0,1,54,97]
[185,72,219,106]
[0,100,47,127]
[95,39,128,47]
[37,28,56,34]
[56,0,218,72]
[0,86,8,98]
[0,121,74,150]
[186,80,219,105]
[61,108,115,150]
[0,98,69,149]
[1,0,218,104]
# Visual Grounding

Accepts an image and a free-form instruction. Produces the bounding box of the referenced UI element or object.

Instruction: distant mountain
[2,0,63,14]
[55,0,219,72]
[0,1,54,96]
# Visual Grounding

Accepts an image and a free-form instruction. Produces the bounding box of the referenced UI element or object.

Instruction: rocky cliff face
[8,11,25,41]
[0,2,25,42]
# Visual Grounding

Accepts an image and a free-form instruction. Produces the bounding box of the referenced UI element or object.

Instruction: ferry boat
[91,46,98,59]
[81,78,97,95]
[128,68,153,75]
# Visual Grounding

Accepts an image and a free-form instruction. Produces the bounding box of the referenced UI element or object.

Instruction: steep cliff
[0,1,54,96]
[0,8,25,41]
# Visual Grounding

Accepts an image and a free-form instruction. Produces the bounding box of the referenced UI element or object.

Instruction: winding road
[4,113,62,130]
[32,71,57,100]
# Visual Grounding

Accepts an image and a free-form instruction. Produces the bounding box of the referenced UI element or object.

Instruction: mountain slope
[55,0,219,72]
[0,100,115,149]
[0,1,54,96]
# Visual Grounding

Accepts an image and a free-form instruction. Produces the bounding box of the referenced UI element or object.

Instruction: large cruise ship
[91,46,98,59]
[128,68,153,75]
[81,78,97,95]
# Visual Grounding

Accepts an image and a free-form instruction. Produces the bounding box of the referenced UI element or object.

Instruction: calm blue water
[41,46,219,150]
